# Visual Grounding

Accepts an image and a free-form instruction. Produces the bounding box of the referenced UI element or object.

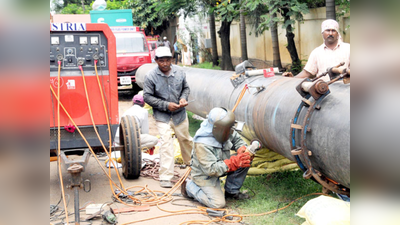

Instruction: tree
[216,0,240,71]
[209,10,219,66]
[326,0,335,19]
[269,10,282,69]
[199,0,220,66]
[257,0,309,72]
[239,0,248,61]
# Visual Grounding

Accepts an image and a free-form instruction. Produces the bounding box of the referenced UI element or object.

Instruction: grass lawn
[190,62,221,70]
[225,170,326,224]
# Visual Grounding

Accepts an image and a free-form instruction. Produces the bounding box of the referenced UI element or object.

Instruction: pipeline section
[136,64,350,189]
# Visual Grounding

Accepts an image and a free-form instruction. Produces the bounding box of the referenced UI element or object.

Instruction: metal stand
[60,149,91,225]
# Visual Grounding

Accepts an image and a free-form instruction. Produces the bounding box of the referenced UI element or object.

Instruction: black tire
[119,115,141,179]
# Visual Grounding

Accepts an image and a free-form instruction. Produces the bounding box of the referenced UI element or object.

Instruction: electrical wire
[56,60,69,225]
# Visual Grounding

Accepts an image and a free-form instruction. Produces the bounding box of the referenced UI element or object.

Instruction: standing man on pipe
[283,19,350,81]
[181,107,257,208]
[143,47,193,188]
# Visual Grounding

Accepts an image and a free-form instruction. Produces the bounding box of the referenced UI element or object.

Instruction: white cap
[163,36,167,40]
[155,47,172,58]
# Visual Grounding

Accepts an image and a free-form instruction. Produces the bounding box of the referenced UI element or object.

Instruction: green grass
[226,170,327,225]
[187,111,202,137]
[190,62,221,70]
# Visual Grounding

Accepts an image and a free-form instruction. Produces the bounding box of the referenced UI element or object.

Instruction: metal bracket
[290,85,350,196]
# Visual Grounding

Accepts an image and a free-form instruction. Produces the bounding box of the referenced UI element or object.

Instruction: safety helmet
[209,107,236,143]
[155,46,172,58]
[132,94,144,106]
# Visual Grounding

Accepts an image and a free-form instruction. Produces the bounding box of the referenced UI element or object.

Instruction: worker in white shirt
[114,94,158,150]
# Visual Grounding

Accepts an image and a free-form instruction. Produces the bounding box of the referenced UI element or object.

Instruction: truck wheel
[119,115,141,179]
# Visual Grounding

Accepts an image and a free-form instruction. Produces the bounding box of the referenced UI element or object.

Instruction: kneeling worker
[114,94,158,150]
[181,107,255,208]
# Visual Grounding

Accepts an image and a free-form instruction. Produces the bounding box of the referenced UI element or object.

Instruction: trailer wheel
[119,115,141,179]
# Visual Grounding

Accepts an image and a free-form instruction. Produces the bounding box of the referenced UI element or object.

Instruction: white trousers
[156,116,193,181]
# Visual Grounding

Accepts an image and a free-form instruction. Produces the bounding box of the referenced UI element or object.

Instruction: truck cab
[110,26,152,91]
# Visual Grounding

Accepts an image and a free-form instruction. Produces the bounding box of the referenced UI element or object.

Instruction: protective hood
[193,107,235,147]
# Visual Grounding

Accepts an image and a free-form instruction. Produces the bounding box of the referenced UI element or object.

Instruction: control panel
[50,32,109,73]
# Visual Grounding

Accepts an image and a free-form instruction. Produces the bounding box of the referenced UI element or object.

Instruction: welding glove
[237,145,255,161]
[237,146,247,154]
[224,152,251,173]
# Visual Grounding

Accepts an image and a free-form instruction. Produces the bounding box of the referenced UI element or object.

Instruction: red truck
[110,26,152,92]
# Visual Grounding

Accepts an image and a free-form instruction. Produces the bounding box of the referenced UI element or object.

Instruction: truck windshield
[114,32,149,54]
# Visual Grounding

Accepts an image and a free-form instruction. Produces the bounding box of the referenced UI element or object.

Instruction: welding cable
[79,65,126,191]
[56,60,70,225]
[118,169,197,225]
[117,167,191,208]
[93,60,127,193]
[232,84,248,113]
[86,62,127,194]
[51,68,143,207]
[51,82,175,207]
[50,86,141,206]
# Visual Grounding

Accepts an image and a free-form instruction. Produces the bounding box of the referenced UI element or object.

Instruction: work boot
[160,180,173,188]
[225,191,251,200]
[180,179,191,199]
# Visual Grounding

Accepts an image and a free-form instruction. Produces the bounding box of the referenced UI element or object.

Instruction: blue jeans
[186,167,250,208]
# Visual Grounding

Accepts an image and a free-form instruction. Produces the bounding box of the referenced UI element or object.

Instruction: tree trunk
[209,11,219,66]
[282,8,301,73]
[239,0,248,61]
[218,20,234,71]
[326,0,336,20]
[270,11,282,69]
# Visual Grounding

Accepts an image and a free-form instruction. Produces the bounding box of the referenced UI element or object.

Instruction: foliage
[104,0,126,10]
[298,0,325,8]
[215,0,240,22]
[258,0,309,33]
[123,0,165,31]
[336,0,350,19]
[52,0,93,13]
[59,3,90,14]
[55,0,125,14]
[244,0,269,37]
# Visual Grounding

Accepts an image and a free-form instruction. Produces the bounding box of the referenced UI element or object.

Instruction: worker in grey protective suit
[181,107,256,208]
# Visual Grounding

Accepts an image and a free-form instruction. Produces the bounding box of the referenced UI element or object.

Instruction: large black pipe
[136,64,350,188]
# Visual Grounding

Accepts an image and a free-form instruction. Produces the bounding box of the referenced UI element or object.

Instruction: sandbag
[296,195,350,225]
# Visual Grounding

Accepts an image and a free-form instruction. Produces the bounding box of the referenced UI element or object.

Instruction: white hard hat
[155,47,172,58]
[163,36,167,40]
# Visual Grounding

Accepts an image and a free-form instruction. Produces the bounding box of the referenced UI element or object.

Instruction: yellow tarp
[241,136,299,175]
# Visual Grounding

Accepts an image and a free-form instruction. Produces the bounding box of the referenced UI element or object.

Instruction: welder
[181,107,256,208]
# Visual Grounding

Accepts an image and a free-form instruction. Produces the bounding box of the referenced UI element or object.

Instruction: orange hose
[232,85,248,112]
[56,61,69,224]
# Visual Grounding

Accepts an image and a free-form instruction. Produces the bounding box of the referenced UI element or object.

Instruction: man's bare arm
[282,69,313,79]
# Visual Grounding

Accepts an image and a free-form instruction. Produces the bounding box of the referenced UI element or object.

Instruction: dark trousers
[174,52,180,64]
